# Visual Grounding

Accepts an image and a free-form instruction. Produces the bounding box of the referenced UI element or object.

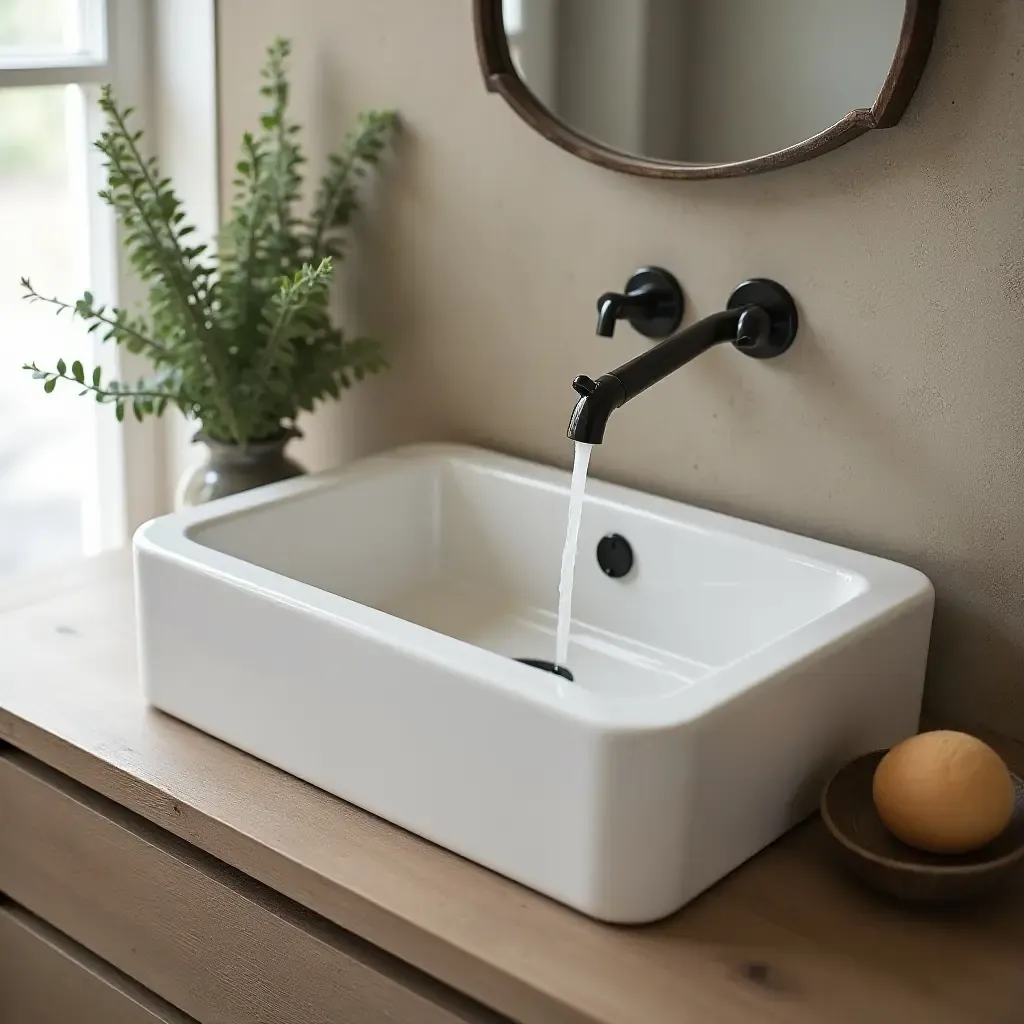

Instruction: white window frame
[0,0,219,548]
[152,0,219,502]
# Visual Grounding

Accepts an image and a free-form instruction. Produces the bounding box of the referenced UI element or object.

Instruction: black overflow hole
[597,533,633,578]
[515,658,574,682]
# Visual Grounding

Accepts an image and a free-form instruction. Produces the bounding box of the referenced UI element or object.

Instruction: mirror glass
[501,0,906,165]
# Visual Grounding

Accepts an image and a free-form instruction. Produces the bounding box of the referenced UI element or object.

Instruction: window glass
[0,0,85,56]
[0,84,92,576]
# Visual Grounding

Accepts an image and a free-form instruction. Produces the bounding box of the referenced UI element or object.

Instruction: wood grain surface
[0,551,1022,1024]
[0,751,499,1024]
[0,901,195,1024]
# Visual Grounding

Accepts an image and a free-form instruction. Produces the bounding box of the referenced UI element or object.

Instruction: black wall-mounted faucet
[568,272,798,444]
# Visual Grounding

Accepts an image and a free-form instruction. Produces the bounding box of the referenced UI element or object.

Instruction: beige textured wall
[217,0,1024,739]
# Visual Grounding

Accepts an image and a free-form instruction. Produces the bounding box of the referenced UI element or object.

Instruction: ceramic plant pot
[176,430,305,508]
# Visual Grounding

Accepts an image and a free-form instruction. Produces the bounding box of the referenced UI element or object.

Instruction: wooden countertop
[1,551,1021,1024]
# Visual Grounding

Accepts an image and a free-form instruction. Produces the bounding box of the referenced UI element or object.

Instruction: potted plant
[20,38,397,506]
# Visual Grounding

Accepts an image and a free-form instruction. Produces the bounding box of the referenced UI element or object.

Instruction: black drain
[515,658,574,682]
[597,533,634,578]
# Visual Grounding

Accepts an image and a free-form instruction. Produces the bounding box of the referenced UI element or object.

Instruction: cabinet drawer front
[0,752,499,1024]
[0,902,192,1024]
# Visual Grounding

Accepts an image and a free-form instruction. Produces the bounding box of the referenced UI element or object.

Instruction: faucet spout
[610,308,746,404]
[567,309,741,443]
[567,374,627,444]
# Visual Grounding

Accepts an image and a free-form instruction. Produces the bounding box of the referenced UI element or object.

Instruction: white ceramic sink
[135,444,933,922]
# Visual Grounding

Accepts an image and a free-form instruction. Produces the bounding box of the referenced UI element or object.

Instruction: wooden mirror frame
[474,0,940,179]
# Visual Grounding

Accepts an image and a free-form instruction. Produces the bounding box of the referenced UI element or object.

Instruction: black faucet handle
[597,285,659,332]
[733,306,773,350]
[727,280,799,360]
[595,267,685,341]
[596,293,626,337]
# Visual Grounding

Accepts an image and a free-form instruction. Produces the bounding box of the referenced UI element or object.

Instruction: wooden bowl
[821,750,1024,902]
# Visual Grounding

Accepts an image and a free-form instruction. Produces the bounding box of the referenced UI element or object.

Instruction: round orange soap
[872,731,1015,854]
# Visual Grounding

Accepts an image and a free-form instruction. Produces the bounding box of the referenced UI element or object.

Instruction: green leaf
[43,377,57,393]
[18,44,395,446]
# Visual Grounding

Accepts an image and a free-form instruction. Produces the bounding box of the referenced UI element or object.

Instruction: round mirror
[475,0,938,178]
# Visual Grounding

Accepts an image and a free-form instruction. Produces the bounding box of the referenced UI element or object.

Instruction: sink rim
[135,443,933,732]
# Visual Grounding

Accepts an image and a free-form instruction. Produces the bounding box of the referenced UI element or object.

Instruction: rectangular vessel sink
[135,444,933,922]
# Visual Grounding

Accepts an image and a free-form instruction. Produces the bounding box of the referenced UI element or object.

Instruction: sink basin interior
[189,454,867,700]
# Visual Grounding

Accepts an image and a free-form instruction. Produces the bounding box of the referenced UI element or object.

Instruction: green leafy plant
[21,38,397,444]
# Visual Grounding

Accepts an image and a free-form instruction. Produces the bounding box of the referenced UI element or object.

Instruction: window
[0,0,159,578]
